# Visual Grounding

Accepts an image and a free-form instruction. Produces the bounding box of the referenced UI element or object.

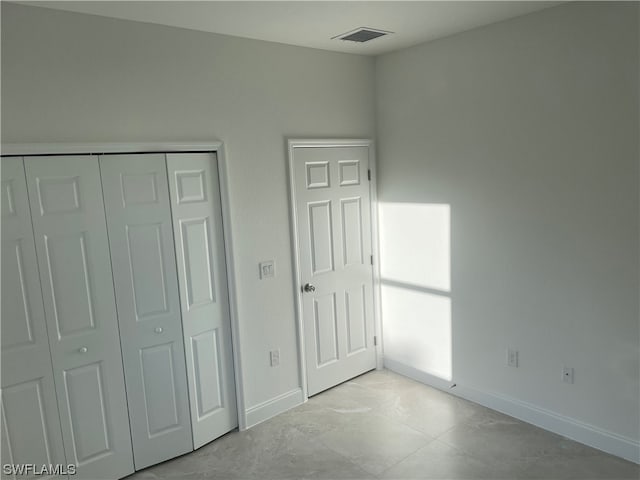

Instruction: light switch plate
[259,260,275,279]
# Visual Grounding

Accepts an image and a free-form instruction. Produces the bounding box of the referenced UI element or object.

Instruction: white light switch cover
[259,260,275,279]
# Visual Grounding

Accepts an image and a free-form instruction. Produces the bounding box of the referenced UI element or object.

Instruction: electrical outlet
[506,348,519,367]
[562,366,574,384]
[270,349,280,367]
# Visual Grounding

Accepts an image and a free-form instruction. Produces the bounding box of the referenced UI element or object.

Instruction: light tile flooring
[131,369,639,479]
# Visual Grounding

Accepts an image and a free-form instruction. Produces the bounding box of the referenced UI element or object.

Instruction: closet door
[1,157,67,479]
[24,156,134,480]
[100,154,193,469]
[166,153,238,448]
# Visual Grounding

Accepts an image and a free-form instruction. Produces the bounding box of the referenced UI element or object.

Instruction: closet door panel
[24,156,134,480]
[1,157,66,479]
[100,154,193,470]
[167,153,237,449]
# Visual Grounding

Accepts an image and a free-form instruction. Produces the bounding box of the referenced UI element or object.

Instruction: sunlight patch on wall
[380,202,450,292]
[382,286,452,380]
[379,202,452,381]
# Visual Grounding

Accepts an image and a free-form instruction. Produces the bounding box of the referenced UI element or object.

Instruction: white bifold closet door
[166,153,238,448]
[100,154,193,469]
[1,157,67,480]
[24,156,134,480]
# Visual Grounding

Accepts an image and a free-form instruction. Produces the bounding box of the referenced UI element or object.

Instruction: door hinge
[374,336,378,346]
[367,169,371,181]
[370,255,374,265]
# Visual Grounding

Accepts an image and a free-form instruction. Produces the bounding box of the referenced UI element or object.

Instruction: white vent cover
[332,27,392,43]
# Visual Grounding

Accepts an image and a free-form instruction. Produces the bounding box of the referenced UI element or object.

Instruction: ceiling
[19,1,562,56]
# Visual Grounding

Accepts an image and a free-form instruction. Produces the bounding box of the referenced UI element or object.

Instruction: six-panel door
[292,146,376,396]
[1,157,67,480]
[166,153,238,449]
[100,154,194,469]
[24,156,134,480]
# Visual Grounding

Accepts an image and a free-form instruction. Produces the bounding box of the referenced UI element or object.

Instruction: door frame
[286,138,383,401]
[1,142,248,430]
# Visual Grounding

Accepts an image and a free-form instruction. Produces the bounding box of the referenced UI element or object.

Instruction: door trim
[1,142,224,156]
[286,138,383,402]
[1,141,248,431]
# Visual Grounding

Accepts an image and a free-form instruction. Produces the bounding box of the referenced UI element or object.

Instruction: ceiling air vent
[333,27,392,43]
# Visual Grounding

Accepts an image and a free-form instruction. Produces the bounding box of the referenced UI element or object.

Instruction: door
[166,153,238,449]
[100,154,193,469]
[291,144,376,396]
[24,156,134,480]
[1,157,67,479]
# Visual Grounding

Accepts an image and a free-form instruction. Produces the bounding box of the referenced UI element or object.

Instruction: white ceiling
[19,1,562,56]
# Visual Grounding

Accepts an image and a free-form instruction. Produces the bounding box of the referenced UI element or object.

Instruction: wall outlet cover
[259,260,275,279]
[270,349,280,367]
[507,348,519,368]
[562,366,574,384]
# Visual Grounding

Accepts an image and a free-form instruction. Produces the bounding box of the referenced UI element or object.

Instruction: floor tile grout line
[369,397,474,442]
[294,423,378,479]
[374,435,442,479]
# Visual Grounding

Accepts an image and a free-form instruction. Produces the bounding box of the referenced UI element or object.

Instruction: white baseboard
[244,388,304,429]
[383,357,640,464]
[383,357,455,391]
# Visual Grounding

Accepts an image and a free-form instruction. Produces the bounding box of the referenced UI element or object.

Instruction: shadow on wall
[379,202,452,382]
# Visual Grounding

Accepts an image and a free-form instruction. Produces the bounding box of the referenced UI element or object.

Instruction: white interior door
[1,157,67,479]
[24,155,134,480]
[166,152,238,449]
[100,154,193,470]
[291,144,376,396]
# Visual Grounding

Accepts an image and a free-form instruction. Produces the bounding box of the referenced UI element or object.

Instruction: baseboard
[244,388,304,429]
[383,357,640,464]
[383,357,455,391]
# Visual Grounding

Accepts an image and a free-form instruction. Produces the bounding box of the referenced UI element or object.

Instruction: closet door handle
[154,327,163,334]
[78,346,88,354]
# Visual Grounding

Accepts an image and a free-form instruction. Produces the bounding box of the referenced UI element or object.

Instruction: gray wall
[3,0,639,453]
[1,2,375,416]
[376,1,639,443]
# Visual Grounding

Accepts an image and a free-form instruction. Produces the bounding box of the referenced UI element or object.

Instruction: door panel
[341,198,364,266]
[24,156,134,480]
[1,157,66,479]
[167,153,237,449]
[292,146,376,396]
[126,223,170,319]
[1,380,59,479]
[2,240,35,350]
[62,362,112,464]
[139,343,181,435]
[313,294,339,366]
[43,232,96,337]
[100,154,193,470]
[345,285,367,354]
[308,201,334,274]
[191,329,224,418]
[180,218,216,307]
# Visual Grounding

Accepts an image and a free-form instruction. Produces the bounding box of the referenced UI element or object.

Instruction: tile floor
[130,369,640,479]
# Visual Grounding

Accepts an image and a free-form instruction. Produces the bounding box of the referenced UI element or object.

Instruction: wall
[4,0,639,462]
[376,1,639,460]
[1,2,375,423]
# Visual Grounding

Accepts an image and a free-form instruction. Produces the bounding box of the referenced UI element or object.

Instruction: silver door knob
[303,283,316,293]
[154,327,163,334]
[78,347,88,354]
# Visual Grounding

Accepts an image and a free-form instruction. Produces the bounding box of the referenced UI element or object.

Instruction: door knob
[154,327,163,334]
[78,347,88,354]
[303,283,316,293]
